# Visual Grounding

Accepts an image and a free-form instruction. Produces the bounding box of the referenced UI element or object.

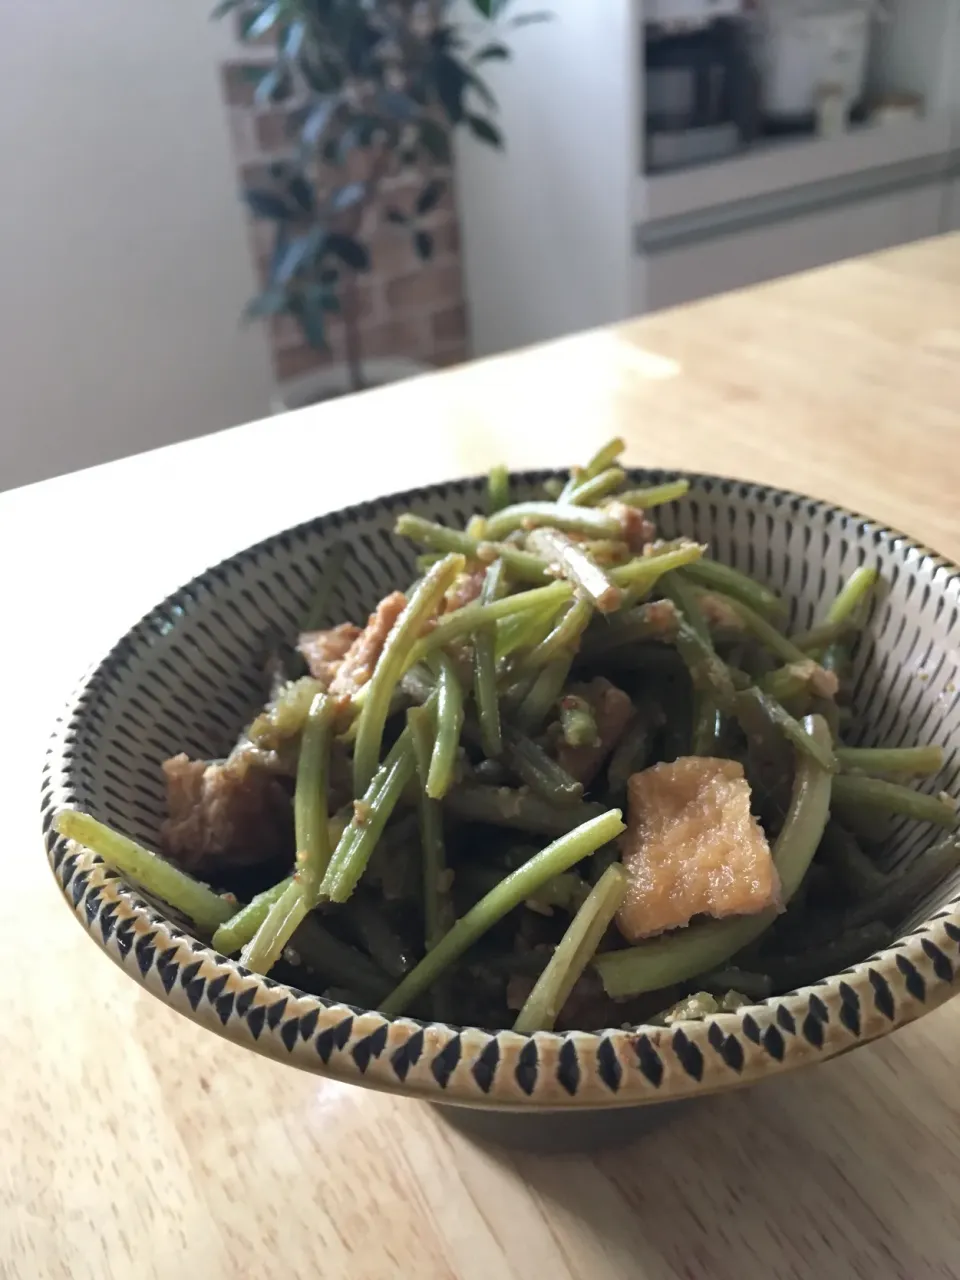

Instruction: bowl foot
[432,1099,692,1154]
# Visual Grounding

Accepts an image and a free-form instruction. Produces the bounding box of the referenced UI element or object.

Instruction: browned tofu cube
[556,677,634,787]
[617,757,779,942]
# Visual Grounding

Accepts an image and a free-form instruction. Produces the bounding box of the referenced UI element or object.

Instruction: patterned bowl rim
[39,468,960,1110]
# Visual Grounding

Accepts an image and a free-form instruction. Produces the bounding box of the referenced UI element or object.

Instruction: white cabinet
[945,180,960,233]
[639,186,945,313]
[456,0,960,356]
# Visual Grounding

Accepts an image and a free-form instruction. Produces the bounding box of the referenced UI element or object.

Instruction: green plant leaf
[241,2,281,41]
[419,119,452,164]
[467,115,503,148]
[302,98,337,147]
[283,19,305,59]
[296,295,327,349]
[244,188,295,220]
[274,227,326,284]
[467,0,495,15]
[376,89,417,120]
[434,54,468,124]
[472,42,510,63]
[243,287,289,320]
[329,183,366,211]
[254,67,293,107]
[326,233,370,272]
[414,230,434,261]
[464,65,498,111]
[416,179,446,216]
[286,173,315,214]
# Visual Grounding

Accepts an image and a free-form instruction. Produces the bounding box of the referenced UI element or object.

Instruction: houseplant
[213,0,547,405]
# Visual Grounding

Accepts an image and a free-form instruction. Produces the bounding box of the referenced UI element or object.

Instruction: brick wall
[220,52,469,386]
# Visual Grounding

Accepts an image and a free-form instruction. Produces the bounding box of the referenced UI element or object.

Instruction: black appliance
[644,18,761,173]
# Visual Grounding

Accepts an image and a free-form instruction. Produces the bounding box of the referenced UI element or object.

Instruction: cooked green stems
[721,596,808,665]
[681,558,786,622]
[414,580,573,659]
[816,564,880,666]
[673,619,736,709]
[344,894,413,978]
[566,467,627,507]
[504,727,584,806]
[485,502,623,542]
[595,716,833,998]
[763,923,892,992]
[514,863,628,1033]
[323,730,418,903]
[239,692,338,973]
[246,676,323,749]
[487,465,510,514]
[290,915,392,1005]
[818,822,887,897]
[53,810,234,933]
[527,527,624,614]
[393,514,478,559]
[832,775,958,829]
[477,542,553,585]
[735,687,837,774]
[607,708,658,797]
[579,600,680,658]
[559,694,599,748]
[826,565,880,629]
[515,655,574,734]
[353,552,464,794]
[700,967,773,1000]
[560,437,627,499]
[616,479,690,511]
[835,746,944,778]
[408,706,449,957]
[611,541,705,594]
[294,692,336,903]
[426,654,465,800]
[212,878,292,954]
[525,598,593,669]
[473,562,505,759]
[661,571,720,755]
[582,436,627,480]
[444,784,607,837]
[379,809,626,1018]
[240,877,309,974]
[843,831,960,928]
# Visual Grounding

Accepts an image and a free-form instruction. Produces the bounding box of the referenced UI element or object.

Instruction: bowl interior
[49,470,960,948]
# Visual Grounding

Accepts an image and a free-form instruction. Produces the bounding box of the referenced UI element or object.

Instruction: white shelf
[639,113,956,224]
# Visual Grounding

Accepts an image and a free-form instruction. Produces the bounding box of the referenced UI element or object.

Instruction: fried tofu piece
[556,677,634,786]
[298,622,362,685]
[328,591,407,697]
[617,757,779,942]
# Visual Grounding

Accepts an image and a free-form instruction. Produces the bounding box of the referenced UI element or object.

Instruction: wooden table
[5,235,960,1279]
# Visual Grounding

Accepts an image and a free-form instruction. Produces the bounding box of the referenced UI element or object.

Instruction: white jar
[752,0,877,121]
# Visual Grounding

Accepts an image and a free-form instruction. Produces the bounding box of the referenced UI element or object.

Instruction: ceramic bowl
[41,471,960,1117]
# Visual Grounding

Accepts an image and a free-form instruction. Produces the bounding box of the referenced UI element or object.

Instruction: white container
[753,0,879,121]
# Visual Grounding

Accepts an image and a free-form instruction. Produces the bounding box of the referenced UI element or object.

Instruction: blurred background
[1,0,958,491]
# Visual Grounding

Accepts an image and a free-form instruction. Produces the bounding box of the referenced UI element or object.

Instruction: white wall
[454,0,637,358]
[0,0,274,491]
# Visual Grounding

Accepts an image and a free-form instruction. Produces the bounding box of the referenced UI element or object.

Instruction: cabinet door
[639,185,944,313]
[945,179,960,233]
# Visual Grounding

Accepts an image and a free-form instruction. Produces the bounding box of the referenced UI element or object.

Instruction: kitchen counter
[5,234,960,1279]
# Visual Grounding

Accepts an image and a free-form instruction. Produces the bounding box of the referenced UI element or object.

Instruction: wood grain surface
[4,235,960,1279]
